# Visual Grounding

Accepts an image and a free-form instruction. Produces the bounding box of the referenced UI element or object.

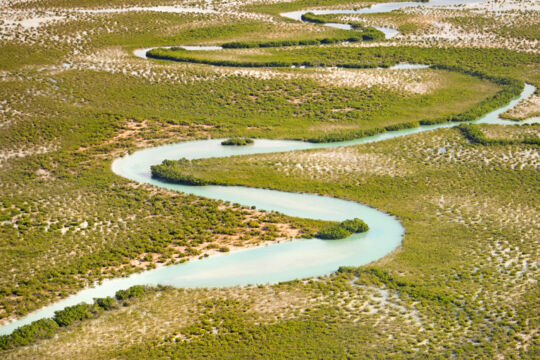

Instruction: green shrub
[316,225,351,240]
[300,12,327,24]
[457,124,539,146]
[221,138,254,146]
[340,218,369,233]
[361,27,385,41]
[0,318,59,350]
[316,218,369,239]
[0,287,160,350]
[95,296,117,311]
[53,303,102,327]
[457,124,488,144]
[115,285,147,301]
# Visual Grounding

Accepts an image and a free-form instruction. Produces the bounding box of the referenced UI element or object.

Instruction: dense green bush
[301,12,327,24]
[316,218,369,239]
[361,27,385,41]
[53,303,102,327]
[221,138,254,146]
[185,28,385,52]
[0,318,58,350]
[385,121,420,132]
[316,224,351,239]
[340,218,369,233]
[151,159,210,186]
[115,285,147,301]
[95,296,117,310]
[458,124,489,144]
[308,127,385,143]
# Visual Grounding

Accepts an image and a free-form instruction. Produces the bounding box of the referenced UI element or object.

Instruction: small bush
[53,303,101,327]
[316,225,351,240]
[340,218,369,233]
[115,285,147,301]
[95,296,118,311]
[0,318,59,350]
[221,138,254,146]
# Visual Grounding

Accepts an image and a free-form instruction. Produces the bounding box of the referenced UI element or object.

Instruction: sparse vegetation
[0,0,538,358]
[0,286,160,350]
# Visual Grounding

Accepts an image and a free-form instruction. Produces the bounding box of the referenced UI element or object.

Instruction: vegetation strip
[457,124,540,145]
[0,286,161,350]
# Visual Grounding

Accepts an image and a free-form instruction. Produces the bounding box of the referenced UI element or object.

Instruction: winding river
[1,0,538,336]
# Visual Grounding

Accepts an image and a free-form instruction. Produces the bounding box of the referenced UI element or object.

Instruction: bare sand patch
[502,94,540,121]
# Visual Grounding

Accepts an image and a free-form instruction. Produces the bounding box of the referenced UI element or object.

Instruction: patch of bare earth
[502,94,540,121]
[78,118,216,159]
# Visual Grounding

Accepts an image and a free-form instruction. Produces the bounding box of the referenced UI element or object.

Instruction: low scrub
[458,124,540,145]
[221,138,254,146]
